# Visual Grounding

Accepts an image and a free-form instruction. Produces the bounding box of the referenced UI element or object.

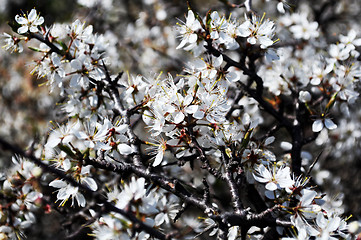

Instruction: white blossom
[176,10,202,50]
[312,118,337,133]
[253,164,294,191]
[1,33,23,53]
[237,13,276,49]
[15,9,44,34]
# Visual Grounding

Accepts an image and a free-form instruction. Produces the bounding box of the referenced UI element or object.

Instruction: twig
[221,148,244,214]
[306,150,323,177]
[101,63,142,166]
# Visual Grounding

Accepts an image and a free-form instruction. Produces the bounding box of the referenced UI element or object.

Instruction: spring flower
[253,164,294,191]
[115,177,147,209]
[339,29,361,51]
[15,9,44,34]
[299,91,311,103]
[312,116,337,132]
[147,137,168,167]
[176,10,202,50]
[49,180,86,207]
[45,120,80,148]
[312,212,345,239]
[49,166,97,207]
[75,121,106,148]
[66,19,93,40]
[292,189,321,220]
[289,19,319,40]
[236,13,276,49]
[1,33,23,53]
[209,11,228,40]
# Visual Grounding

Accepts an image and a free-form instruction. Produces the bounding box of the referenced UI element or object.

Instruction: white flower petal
[59,159,70,172]
[188,33,198,44]
[154,213,166,226]
[277,2,285,13]
[226,71,238,82]
[15,15,28,24]
[118,144,133,155]
[28,9,37,22]
[312,120,324,132]
[186,10,195,26]
[265,136,275,146]
[29,26,39,33]
[70,59,82,70]
[324,118,337,130]
[265,182,277,191]
[152,151,163,167]
[185,105,198,114]
[248,36,257,45]
[49,180,67,188]
[193,110,205,119]
[75,192,86,207]
[34,16,44,25]
[174,112,185,124]
[17,26,29,34]
[301,189,317,206]
[82,177,98,191]
[280,141,292,151]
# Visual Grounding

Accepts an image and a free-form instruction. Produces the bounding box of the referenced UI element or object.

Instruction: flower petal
[324,118,337,130]
[312,120,324,132]
[28,9,37,22]
[118,144,133,155]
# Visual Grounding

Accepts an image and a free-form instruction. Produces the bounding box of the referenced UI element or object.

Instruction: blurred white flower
[299,91,311,103]
[290,23,318,40]
[1,33,23,53]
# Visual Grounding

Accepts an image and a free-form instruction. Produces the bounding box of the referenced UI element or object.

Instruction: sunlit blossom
[15,9,44,34]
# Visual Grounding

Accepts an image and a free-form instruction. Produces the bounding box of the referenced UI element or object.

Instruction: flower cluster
[90,177,179,239]
[0,156,43,239]
[176,10,278,56]
[1,1,361,240]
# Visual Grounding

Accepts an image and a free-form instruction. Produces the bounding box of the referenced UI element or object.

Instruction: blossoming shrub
[1,0,361,239]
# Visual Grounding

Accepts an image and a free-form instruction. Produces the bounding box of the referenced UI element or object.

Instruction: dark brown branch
[224,205,292,228]
[29,32,73,60]
[306,150,323,177]
[202,177,211,205]
[236,81,291,129]
[220,148,244,214]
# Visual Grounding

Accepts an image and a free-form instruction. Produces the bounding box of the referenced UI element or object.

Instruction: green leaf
[325,91,338,112]
[57,40,68,51]
[240,128,253,149]
[205,9,212,31]
[58,144,76,158]
[28,46,43,52]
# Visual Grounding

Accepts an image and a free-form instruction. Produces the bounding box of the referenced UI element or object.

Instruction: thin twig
[306,150,323,177]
